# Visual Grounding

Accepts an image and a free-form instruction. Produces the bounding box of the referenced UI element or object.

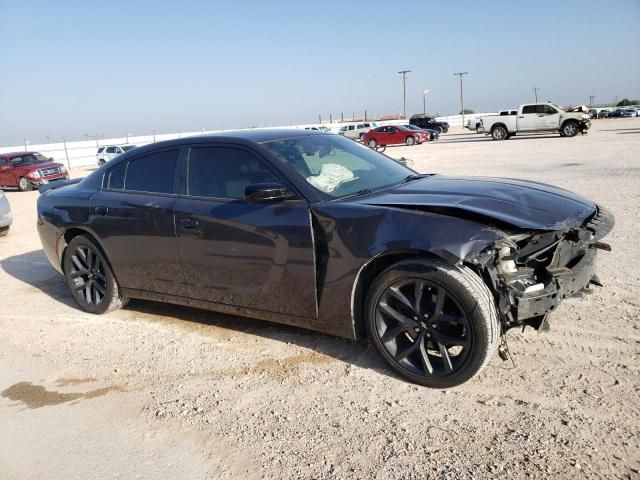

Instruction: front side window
[543,105,557,115]
[106,147,117,154]
[261,134,412,198]
[188,147,282,199]
[125,149,179,194]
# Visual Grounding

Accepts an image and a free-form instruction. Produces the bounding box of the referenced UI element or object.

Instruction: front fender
[311,203,509,338]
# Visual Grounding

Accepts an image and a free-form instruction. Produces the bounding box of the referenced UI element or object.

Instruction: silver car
[0,189,12,236]
[96,144,137,166]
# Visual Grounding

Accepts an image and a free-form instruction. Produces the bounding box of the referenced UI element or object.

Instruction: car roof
[0,151,39,159]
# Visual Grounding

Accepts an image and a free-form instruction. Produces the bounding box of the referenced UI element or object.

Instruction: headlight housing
[28,171,41,179]
[59,165,67,173]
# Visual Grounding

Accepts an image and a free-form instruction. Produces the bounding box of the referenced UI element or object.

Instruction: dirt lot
[1,119,639,479]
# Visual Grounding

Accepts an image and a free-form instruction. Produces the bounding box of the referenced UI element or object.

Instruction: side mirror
[245,183,289,203]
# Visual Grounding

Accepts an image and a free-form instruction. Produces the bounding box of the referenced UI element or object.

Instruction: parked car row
[591,107,639,119]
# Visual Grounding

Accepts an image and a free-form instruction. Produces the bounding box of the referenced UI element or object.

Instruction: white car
[0,189,11,237]
[96,145,136,166]
[338,122,378,140]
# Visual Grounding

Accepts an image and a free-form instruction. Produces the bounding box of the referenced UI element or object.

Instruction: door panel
[517,105,542,131]
[174,198,317,318]
[90,191,184,295]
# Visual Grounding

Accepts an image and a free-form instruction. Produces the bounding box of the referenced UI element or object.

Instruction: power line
[453,72,469,126]
[398,70,411,119]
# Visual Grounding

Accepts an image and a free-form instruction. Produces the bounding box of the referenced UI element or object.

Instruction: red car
[0,152,69,191]
[363,125,428,148]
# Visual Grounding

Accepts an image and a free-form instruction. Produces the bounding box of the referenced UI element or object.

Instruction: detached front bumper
[515,248,598,319]
[579,120,591,132]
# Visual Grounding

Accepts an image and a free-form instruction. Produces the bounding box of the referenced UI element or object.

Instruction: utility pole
[453,72,469,127]
[589,95,595,107]
[62,137,71,170]
[423,89,430,115]
[533,86,540,102]
[614,96,619,106]
[398,70,411,118]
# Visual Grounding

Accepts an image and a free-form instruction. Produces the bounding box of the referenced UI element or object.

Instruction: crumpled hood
[355,175,596,230]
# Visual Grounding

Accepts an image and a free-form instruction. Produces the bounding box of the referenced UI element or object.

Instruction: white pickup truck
[480,102,591,140]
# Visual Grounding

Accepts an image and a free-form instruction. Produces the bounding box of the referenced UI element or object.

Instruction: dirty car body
[36,130,613,387]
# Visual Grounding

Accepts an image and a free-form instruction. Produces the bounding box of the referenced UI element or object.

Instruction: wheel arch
[490,122,508,133]
[60,227,119,283]
[350,250,451,340]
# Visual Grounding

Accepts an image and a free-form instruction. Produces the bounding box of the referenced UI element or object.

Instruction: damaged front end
[466,206,614,331]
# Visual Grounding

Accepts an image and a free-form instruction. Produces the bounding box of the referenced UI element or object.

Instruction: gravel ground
[1,118,639,479]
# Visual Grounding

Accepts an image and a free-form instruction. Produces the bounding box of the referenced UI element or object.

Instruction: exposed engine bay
[466,206,614,331]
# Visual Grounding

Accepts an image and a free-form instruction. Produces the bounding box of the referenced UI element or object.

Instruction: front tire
[365,258,500,388]
[63,235,128,314]
[562,121,579,137]
[406,136,416,146]
[367,138,378,148]
[18,177,32,192]
[491,126,508,140]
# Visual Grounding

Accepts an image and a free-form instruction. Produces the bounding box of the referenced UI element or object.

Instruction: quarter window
[125,149,179,194]
[107,162,126,190]
[188,147,281,200]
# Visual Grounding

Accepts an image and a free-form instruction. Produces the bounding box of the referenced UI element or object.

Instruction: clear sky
[1,0,639,145]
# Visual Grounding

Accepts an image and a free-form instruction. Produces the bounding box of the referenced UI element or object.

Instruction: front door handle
[179,218,200,230]
[94,206,108,216]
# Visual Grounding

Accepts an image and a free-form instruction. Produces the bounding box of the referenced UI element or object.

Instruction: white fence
[0,113,495,169]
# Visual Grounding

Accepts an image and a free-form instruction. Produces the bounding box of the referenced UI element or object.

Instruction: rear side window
[188,147,281,200]
[107,162,126,190]
[106,146,117,154]
[97,147,105,153]
[522,105,537,114]
[124,149,179,194]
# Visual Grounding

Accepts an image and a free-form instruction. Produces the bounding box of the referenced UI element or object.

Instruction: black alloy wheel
[68,244,107,306]
[375,278,471,377]
[63,235,128,314]
[366,259,499,388]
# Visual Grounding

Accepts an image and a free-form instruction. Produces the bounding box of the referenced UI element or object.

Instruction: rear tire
[98,159,106,166]
[63,235,128,314]
[18,177,32,192]
[491,126,508,141]
[365,258,500,388]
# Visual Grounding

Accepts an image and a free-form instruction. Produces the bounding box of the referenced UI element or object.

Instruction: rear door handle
[94,206,108,216]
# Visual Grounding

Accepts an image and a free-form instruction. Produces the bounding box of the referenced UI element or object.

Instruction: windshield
[11,153,49,166]
[261,134,413,198]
